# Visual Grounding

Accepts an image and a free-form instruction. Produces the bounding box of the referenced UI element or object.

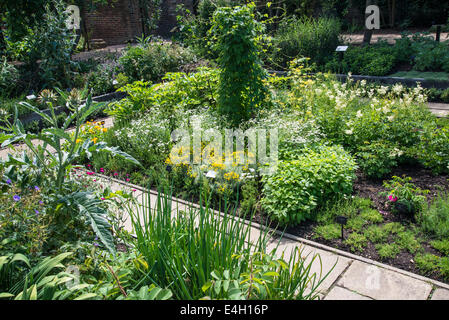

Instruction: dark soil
[251,164,449,284]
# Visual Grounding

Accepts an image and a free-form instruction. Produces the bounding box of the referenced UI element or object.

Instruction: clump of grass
[421,192,449,239]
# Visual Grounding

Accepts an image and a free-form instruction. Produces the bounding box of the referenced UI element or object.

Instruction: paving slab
[431,288,449,300]
[337,260,433,300]
[324,286,372,300]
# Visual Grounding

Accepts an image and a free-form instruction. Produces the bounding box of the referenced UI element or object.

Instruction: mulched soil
[251,164,449,284]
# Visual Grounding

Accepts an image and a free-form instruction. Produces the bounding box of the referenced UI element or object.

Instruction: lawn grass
[389,71,449,81]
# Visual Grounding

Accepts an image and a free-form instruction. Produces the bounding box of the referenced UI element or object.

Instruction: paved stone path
[343,30,449,45]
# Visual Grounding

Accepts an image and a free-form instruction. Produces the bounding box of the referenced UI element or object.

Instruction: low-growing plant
[430,239,449,256]
[313,224,341,241]
[375,243,401,260]
[344,232,367,253]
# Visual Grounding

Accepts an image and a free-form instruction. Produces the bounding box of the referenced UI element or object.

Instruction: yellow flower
[102,128,108,133]
[92,137,98,144]
[76,139,82,143]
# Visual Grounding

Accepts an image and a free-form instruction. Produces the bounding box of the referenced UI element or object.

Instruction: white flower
[345,129,353,135]
[356,110,363,118]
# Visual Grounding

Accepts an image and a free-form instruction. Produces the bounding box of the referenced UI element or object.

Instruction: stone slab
[324,286,372,300]
[431,288,449,300]
[338,260,432,300]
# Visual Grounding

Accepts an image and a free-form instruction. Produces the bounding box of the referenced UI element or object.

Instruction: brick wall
[83,0,193,45]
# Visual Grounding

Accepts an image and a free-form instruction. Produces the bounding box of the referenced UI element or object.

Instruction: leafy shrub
[261,144,357,225]
[107,68,218,123]
[0,57,20,97]
[210,4,270,126]
[381,176,429,216]
[421,192,449,238]
[430,239,449,256]
[270,16,341,69]
[27,1,78,88]
[119,40,197,84]
[325,42,397,76]
[356,141,400,179]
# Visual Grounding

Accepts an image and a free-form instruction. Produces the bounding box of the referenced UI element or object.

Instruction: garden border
[90,169,449,292]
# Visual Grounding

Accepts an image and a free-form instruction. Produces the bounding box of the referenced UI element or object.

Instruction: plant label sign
[65,5,80,30]
[336,46,348,52]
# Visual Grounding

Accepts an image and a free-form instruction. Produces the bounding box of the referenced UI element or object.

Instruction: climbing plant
[210,3,269,127]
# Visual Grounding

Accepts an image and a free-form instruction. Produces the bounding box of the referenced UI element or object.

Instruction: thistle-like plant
[0,88,140,253]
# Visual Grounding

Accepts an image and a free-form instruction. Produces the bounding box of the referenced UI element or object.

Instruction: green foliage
[313,224,341,241]
[375,243,401,260]
[347,216,366,232]
[360,208,383,223]
[381,176,429,216]
[396,230,421,254]
[261,145,357,225]
[364,225,390,243]
[106,68,218,123]
[26,1,78,88]
[325,42,396,76]
[239,179,259,216]
[270,16,341,69]
[430,239,449,256]
[130,192,330,300]
[421,192,449,238]
[0,57,19,97]
[356,141,400,179]
[344,232,367,253]
[414,253,449,280]
[119,40,197,84]
[211,4,270,127]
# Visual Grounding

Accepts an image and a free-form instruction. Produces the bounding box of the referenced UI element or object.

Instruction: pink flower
[86,172,94,175]
[388,195,398,202]
[93,179,97,182]
[114,172,118,176]
[132,189,136,192]
[126,178,130,182]
[87,164,91,167]
[100,168,104,173]
[100,197,105,200]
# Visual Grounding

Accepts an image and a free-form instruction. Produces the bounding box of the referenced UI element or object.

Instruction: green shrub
[396,230,421,254]
[270,16,341,68]
[356,141,400,179]
[325,42,397,76]
[261,144,357,225]
[119,40,197,84]
[210,4,269,126]
[0,57,20,97]
[421,192,449,238]
[380,176,429,216]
